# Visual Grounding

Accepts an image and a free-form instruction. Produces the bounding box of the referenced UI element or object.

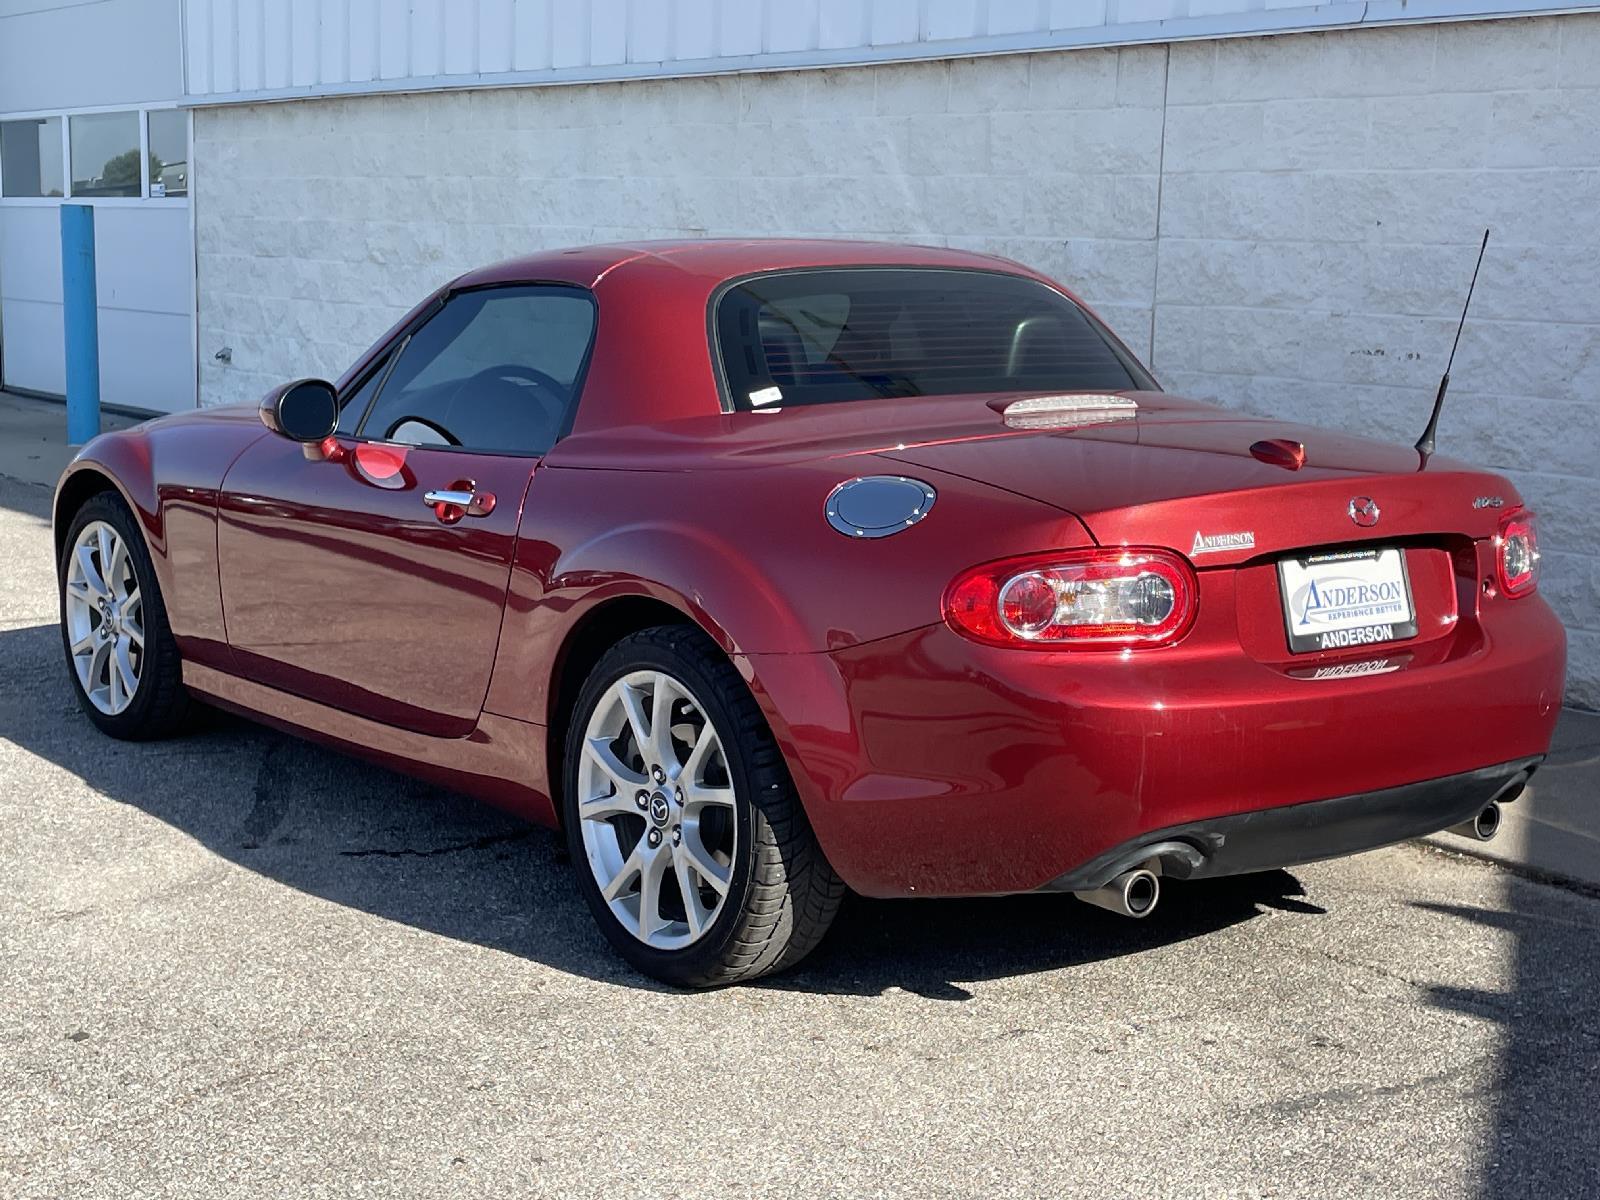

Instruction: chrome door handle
[424,484,497,522]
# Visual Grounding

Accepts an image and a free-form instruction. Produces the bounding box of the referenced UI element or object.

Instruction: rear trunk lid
[879,391,1521,668]
[877,392,1518,559]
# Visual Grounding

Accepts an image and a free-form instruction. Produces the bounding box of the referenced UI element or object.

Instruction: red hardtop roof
[452,238,1037,291]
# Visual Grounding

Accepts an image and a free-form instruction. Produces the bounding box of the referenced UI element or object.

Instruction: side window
[358,285,596,455]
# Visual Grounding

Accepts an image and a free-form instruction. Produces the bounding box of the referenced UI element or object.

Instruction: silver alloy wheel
[577,669,737,950]
[63,520,144,716]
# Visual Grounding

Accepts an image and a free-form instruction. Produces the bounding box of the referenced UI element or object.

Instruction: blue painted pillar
[60,203,101,445]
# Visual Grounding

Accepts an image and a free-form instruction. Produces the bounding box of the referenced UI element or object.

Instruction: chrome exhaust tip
[1448,802,1502,842]
[1075,867,1161,919]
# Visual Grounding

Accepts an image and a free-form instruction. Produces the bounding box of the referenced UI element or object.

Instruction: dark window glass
[359,286,596,454]
[0,117,64,197]
[147,109,188,197]
[715,268,1153,410]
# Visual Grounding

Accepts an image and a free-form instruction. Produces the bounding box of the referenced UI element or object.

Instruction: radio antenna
[1415,228,1490,465]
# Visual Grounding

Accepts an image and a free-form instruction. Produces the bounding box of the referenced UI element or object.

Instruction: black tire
[562,625,844,987]
[58,491,193,740]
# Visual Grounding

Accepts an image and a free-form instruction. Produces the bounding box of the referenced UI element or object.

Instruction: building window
[69,111,141,198]
[147,110,187,198]
[0,117,64,197]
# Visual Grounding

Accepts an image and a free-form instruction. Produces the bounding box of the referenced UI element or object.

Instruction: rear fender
[483,517,813,727]
[484,458,1096,817]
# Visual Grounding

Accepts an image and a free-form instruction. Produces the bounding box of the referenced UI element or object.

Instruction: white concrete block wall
[193,13,1600,703]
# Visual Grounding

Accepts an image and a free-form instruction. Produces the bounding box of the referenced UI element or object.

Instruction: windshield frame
[706,265,1161,414]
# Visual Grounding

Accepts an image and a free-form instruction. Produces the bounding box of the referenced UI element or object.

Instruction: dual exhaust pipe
[1074,798,1509,918]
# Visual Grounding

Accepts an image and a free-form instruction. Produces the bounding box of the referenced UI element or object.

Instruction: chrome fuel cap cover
[825,475,937,539]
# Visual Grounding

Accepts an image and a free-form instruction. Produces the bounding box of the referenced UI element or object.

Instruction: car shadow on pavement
[771,873,1318,1001]
[0,617,1315,999]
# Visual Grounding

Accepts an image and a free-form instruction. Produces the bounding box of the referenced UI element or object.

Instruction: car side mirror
[260,379,339,443]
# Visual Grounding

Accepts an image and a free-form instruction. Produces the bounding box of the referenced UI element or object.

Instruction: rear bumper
[748,591,1566,898]
[1037,756,1540,892]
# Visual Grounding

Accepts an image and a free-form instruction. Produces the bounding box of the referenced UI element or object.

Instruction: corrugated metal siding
[181,0,1599,102]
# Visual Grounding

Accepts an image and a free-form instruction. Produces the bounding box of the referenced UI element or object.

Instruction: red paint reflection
[353,443,409,489]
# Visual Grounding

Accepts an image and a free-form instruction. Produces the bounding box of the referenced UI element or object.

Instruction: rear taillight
[1495,510,1540,597]
[944,548,1198,649]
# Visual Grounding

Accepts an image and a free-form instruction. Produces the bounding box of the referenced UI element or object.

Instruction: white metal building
[1,0,1597,703]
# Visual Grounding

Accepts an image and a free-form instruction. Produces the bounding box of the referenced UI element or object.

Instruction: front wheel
[58,491,192,739]
[562,626,843,987]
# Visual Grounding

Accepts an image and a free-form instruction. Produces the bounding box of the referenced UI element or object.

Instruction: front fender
[56,435,160,553]
[53,409,268,668]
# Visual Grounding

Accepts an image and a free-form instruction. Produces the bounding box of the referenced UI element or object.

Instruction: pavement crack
[339,829,535,859]
[1301,943,1433,994]
[40,907,97,925]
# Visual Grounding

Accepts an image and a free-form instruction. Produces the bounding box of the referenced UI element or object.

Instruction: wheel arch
[54,464,142,561]
[53,421,166,556]
[538,588,827,853]
[544,593,706,826]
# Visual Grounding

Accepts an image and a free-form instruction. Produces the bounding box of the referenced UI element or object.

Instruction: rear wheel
[562,625,843,987]
[58,492,191,739]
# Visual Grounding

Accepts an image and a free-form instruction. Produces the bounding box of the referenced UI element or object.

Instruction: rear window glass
[713,268,1153,410]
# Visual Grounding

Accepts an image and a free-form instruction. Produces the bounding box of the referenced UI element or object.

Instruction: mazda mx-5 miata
[55,239,1565,986]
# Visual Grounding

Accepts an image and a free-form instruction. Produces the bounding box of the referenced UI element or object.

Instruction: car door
[216,284,598,738]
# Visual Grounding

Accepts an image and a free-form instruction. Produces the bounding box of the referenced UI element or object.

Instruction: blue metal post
[60,203,101,445]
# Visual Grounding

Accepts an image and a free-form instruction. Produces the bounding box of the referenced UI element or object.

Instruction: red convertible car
[55,239,1565,986]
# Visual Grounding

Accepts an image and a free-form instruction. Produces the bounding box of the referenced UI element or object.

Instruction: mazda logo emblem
[1348,496,1380,528]
[648,793,671,826]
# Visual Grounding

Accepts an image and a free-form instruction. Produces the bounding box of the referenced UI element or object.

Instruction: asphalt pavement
[4,457,1600,1197]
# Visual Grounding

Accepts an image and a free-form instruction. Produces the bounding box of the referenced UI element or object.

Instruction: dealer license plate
[1277,547,1417,654]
